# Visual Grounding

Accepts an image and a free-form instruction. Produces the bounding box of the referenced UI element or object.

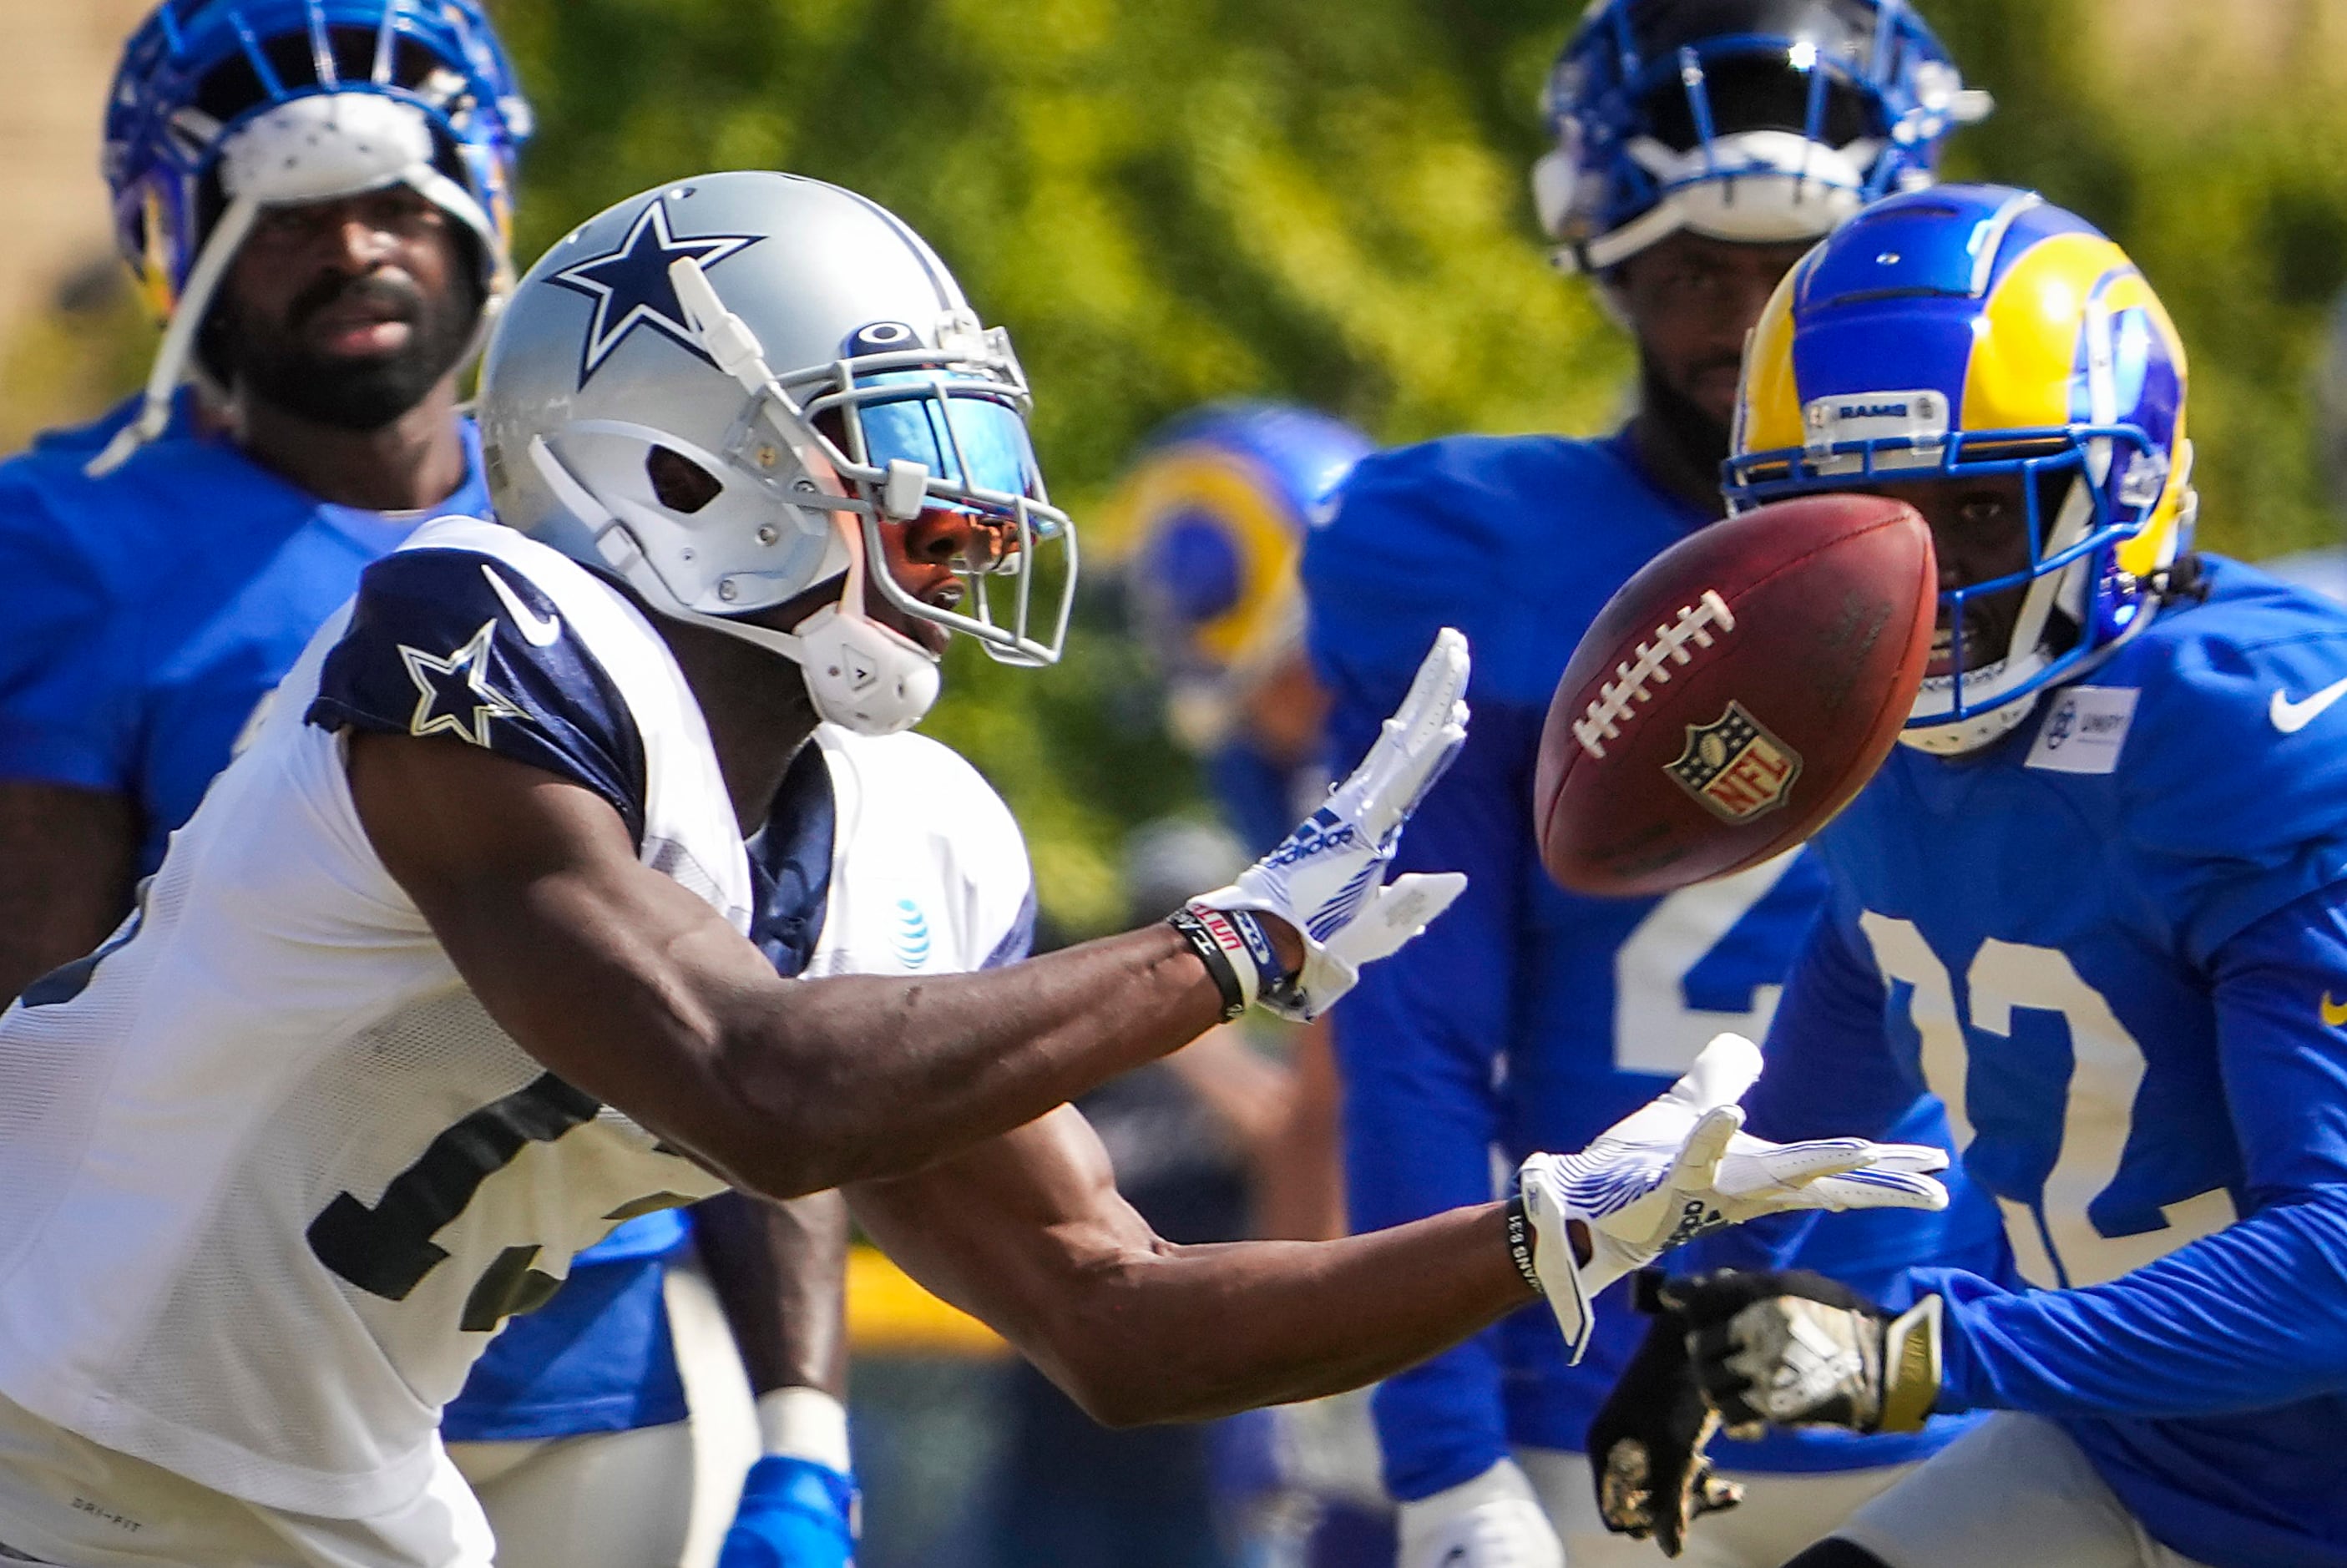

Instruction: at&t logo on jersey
[890,898,933,969]
[1667,701,1801,822]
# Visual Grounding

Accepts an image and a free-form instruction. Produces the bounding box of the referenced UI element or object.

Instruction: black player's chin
[233,291,480,431]
[280,312,468,424]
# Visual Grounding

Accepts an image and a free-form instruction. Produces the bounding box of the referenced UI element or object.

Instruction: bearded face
[199,185,484,432]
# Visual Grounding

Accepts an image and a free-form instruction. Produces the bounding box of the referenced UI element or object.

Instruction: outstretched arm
[847,1039,1946,1429]
[350,729,1242,1200]
[847,1103,1538,1428]
[1913,887,2347,1420]
[1681,886,2347,1432]
[345,623,1470,1203]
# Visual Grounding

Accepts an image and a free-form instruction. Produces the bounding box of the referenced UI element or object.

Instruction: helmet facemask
[521,252,1075,737]
[1725,185,2198,756]
[93,2,528,476]
[1728,421,2183,755]
[1535,0,1990,275]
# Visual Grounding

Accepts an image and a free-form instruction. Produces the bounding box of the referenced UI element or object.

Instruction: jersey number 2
[1614,854,1803,1076]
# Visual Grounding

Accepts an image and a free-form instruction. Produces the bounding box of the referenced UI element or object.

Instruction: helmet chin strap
[85,191,260,477]
[88,92,509,480]
[526,435,940,736]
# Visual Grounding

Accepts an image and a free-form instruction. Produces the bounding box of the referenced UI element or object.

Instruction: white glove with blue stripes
[1191,628,1470,1021]
[1515,1034,1950,1363]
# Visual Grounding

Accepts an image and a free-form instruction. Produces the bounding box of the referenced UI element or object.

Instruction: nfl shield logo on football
[1665,701,1802,822]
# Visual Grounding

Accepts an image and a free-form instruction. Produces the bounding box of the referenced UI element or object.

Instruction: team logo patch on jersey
[2026,686,2137,775]
[548,199,761,387]
[891,898,933,969]
[401,621,524,748]
[1666,702,1800,822]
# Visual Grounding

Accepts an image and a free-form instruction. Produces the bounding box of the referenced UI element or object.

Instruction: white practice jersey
[0,517,1031,1520]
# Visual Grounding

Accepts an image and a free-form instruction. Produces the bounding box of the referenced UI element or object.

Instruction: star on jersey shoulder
[401,621,524,748]
[548,200,761,387]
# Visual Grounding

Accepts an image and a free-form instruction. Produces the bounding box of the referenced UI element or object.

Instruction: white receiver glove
[1515,1034,1950,1362]
[1396,1459,1565,1568]
[1191,627,1470,1020]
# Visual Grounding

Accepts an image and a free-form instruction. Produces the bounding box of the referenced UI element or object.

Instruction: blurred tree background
[10,0,2347,931]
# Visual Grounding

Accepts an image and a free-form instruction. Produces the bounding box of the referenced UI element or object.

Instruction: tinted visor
[853,371,1050,524]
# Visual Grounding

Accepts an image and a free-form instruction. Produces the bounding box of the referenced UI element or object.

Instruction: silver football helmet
[478,170,1075,734]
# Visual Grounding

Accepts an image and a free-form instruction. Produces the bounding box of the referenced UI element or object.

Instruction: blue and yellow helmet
[1534,0,1990,274]
[1105,403,1373,750]
[89,0,531,474]
[106,0,529,318]
[1727,185,2195,752]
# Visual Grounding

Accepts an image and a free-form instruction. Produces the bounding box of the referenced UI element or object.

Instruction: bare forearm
[691,1190,848,1397]
[0,783,137,1006]
[850,1109,1568,1429]
[711,927,1227,1193]
[1059,1202,1539,1425]
[352,740,1235,1199]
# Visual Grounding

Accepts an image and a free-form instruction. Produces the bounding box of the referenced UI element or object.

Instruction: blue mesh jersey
[0,392,484,873]
[0,396,682,1443]
[1724,559,2347,1568]
[1301,431,2004,1500]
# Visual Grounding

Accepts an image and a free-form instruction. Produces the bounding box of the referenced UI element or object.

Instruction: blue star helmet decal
[548,200,761,387]
[400,621,526,747]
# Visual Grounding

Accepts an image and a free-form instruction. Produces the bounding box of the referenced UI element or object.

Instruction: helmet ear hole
[646,444,723,514]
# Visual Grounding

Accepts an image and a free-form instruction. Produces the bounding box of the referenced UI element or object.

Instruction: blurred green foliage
[493,0,1636,931]
[12,0,2347,928]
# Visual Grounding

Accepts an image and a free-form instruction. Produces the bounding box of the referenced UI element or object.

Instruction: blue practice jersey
[1302,430,2002,1500]
[1728,559,2347,1568]
[0,396,684,1443]
[0,393,483,873]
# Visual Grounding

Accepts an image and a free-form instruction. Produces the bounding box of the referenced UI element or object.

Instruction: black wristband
[1166,908,1247,1022]
[1504,1194,1545,1297]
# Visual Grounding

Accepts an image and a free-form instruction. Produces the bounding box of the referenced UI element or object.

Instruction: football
[1535,493,1936,898]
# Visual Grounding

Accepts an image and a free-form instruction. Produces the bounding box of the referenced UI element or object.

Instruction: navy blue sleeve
[1924,884,2347,1418]
[984,891,1036,969]
[1325,672,1533,1500]
[305,548,648,843]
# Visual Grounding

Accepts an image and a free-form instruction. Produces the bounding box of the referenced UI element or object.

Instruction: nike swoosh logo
[2324,993,2347,1029]
[482,564,562,647]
